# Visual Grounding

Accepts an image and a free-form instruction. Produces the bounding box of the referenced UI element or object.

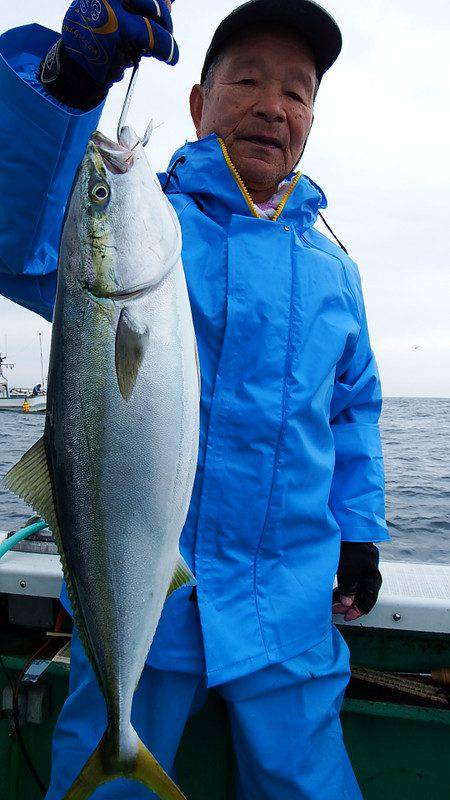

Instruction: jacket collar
[163,134,327,230]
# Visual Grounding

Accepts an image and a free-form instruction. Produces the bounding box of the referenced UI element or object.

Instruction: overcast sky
[1,0,449,396]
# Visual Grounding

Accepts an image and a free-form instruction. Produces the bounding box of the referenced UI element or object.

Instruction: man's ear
[190,84,204,139]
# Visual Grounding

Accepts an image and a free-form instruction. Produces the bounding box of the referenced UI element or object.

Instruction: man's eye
[237,78,256,86]
[286,91,304,103]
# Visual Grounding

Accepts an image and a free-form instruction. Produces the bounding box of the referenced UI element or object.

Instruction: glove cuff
[40,40,108,110]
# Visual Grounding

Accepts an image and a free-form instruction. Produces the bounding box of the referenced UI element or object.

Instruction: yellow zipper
[272,173,302,221]
[218,137,302,222]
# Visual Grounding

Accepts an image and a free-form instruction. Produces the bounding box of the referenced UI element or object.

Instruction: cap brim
[201,0,342,84]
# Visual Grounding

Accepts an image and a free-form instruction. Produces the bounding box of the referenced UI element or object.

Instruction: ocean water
[0,398,449,564]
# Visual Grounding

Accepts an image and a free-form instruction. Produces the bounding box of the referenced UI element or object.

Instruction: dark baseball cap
[201,0,342,84]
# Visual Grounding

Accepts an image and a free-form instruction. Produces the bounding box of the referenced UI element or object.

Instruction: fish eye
[90,183,110,204]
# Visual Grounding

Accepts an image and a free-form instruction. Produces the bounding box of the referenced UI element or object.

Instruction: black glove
[41,0,178,109]
[332,542,382,621]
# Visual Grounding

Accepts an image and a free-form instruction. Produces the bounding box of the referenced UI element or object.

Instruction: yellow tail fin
[63,729,187,800]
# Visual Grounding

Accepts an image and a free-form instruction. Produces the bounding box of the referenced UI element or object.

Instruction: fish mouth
[90,131,135,174]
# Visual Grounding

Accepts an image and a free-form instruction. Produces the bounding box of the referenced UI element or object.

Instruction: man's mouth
[239,135,283,150]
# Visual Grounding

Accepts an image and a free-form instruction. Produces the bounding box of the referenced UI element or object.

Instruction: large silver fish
[5,128,200,800]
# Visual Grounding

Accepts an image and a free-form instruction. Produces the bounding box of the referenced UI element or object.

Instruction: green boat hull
[1,625,450,800]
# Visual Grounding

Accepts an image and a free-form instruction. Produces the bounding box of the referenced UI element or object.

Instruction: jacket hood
[163,134,327,230]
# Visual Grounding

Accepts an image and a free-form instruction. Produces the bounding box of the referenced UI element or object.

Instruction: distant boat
[0,336,47,413]
[0,392,46,413]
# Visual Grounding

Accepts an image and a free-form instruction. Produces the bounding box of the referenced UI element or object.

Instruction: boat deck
[1,532,449,634]
[336,560,450,634]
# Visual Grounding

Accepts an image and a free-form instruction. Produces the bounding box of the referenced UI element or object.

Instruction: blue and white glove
[41,0,178,106]
[62,0,178,87]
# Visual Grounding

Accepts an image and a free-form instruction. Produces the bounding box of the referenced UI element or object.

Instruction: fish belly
[47,262,199,725]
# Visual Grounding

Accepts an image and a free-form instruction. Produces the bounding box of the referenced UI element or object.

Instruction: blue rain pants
[45,621,362,800]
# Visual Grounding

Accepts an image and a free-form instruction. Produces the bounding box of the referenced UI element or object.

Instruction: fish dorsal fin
[4,437,98,677]
[3,436,59,539]
[166,554,196,601]
[115,306,150,400]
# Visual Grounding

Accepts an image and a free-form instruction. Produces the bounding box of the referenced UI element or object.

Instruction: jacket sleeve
[329,266,389,544]
[0,25,103,321]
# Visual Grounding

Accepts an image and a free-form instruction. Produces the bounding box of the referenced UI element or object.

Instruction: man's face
[190,24,317,200]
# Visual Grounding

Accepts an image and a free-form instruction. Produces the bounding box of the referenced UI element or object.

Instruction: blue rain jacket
[0,25,389,687]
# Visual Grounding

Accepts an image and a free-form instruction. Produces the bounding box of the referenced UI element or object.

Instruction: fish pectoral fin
[115,306,149,400]
[166,554,196,600]
[3,436,59,539]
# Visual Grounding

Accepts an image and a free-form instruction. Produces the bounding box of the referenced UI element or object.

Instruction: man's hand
[61,0,178,88]
[41,0,177,108]
[332,542,382,622]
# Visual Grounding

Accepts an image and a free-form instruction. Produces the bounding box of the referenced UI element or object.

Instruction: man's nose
[252,91,286,124]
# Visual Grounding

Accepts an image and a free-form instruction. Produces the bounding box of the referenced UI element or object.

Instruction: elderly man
[0,1,389,798]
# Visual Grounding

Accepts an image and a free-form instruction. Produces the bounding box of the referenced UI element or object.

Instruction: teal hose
[0,520,48,559]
